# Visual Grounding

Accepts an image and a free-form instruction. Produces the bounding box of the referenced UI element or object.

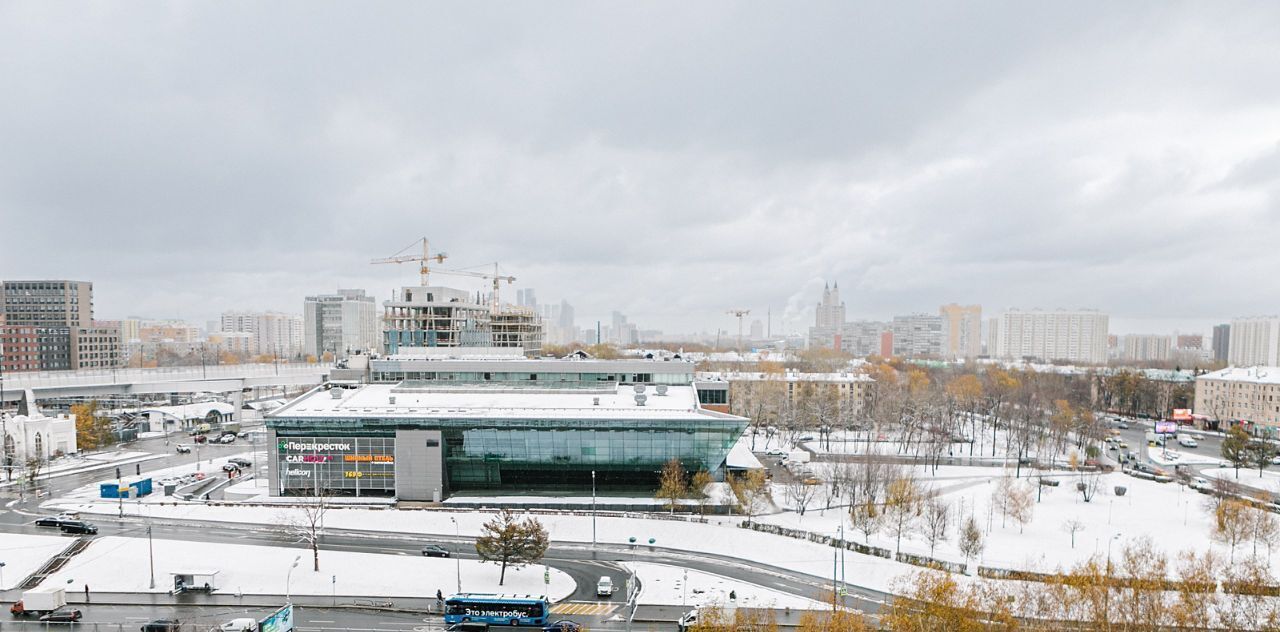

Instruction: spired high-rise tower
[808,281,847,350]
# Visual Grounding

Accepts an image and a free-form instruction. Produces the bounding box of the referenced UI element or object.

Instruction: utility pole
[591,470,597,547]
[148,524,155,589]
[726,310,751,354]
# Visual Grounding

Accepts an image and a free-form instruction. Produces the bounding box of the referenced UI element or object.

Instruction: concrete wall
[395,429,444,502]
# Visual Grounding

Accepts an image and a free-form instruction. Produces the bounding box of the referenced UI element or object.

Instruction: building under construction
[381,285,542,355]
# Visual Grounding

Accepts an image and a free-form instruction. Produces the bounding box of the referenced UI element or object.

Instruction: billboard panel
[1155,421,1178,434]
[259,604,294,632]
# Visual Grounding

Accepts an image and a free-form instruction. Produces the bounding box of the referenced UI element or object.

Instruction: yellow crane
[371,238,516,314]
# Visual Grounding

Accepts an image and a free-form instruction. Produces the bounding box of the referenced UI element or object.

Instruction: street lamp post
[450,517,461,593]
[1,561,6,588]
[148,524,156,589]
[285,555,301,604]
[591,470,597,547]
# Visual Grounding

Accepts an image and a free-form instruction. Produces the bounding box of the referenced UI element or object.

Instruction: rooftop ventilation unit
[593,397,600,406]
[633,384,646,394]
[635,394,647,406]
[655,385,668,396]
[330,389,343,399]
[389,396,396,405]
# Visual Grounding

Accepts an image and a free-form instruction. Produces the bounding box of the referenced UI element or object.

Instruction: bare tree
[850,500,882,545]
[279,487,331,572]
[922,498,951,557]
[1063,518,1085,549]
[884,475,922,555]
[784,478,819,516]
[957,514,984,569]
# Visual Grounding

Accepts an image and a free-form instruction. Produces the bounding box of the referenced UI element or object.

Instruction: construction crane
[370,237,448,285]
[434,262,516,315]
[371,238,515,314]
[726,309,751,353]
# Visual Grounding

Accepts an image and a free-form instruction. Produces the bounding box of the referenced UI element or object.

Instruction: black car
[39,608,83,623]
[543,620,581,632]
[34,516,72,528]
[140,619,181,632]
[60,521,98,535]
[421,544,450,557]
[228,458,253,468]
[446,623,489,632]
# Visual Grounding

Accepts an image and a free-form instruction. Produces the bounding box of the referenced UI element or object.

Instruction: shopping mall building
[264,350,749,500]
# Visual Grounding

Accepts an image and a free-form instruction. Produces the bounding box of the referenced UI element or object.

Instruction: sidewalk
[37,591,441,614]
[634,604,814,627]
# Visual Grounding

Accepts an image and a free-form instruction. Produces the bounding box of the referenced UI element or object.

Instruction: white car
[764,449,787,457]
[1270,455,1280,466]
[1177,435,1199,448]
[596,575,615,597]
[1189,476,1210,491]
[158,477,183,487]
[219,618,258,632]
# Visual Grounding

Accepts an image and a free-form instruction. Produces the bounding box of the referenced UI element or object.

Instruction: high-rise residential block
[72,324,123,369]
[1122,334,1172,363]
[304,289,381,358]
[0,325,40,372]
[1212,324,1231,363]
[995,309,1109,365]
[939,304,982,358]
[808,281,846,350]
[221,311,304,357]
[891,313,944,357]
[1228,317,1280,367]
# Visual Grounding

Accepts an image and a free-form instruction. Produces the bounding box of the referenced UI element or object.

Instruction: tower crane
[371,238,516,314]
[370,237,448,286]
[726,309,751,353]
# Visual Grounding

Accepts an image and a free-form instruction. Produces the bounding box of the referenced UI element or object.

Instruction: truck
[10,588,67,617]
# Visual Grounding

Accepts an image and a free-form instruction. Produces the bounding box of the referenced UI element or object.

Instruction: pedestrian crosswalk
[551,602,618,616]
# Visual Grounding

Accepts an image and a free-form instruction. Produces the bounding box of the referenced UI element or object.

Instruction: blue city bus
[444,593,550,627]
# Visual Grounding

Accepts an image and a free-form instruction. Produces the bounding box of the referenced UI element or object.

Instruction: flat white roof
[273,383,744,422]
[1200,366,1280,385]
[696,371,872,383]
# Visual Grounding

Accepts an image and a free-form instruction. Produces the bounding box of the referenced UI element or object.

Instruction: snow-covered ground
[55,450,264,503]
[1148,448,1227,467]
[37,536,575,600]
[0,533,72,590]
[625,562,826,610]
[0,450,162,488]
[1204,466,1280,486]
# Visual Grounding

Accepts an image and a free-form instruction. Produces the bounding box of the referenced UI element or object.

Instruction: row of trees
[689,540,1280,631]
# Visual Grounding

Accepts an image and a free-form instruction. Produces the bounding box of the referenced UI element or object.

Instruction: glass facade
[443,419,743,491]
[275,436,397,497]
[370,370,689,385]
[271,416,746,495]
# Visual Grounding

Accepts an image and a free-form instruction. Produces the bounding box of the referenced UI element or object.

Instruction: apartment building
[221,311,304,357]
[1228,317,1280,367]
[939,304,982,358]
[1195,366,1280,428]
[1122,334,1172,363]
[2,280,92,328]
[0,325,40,372]
[995,309,1109,365]
[891,313,944,358]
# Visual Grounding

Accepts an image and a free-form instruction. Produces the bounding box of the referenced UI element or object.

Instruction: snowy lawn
[37,536,575,600]
[625,562,826,610]
[0,533,72,590]
[56,450,263,503]
[1204,466,1280,487]
[0,451,162,488]
[1148,449,1227,467]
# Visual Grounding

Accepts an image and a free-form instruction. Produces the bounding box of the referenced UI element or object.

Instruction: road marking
[551,602,617,616]
[310,620,335,623]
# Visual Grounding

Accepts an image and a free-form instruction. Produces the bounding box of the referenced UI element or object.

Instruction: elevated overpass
[0,363,330,420]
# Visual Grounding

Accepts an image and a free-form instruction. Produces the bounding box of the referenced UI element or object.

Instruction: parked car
[158,477,183,487]
[175,444,192,454]
[542,620,581,632]
[193,435,208,444]
[34,516,73,528]
[219,434,236,444]
[763,449,786,457]
[59,521,98,535]
[140,619,182,632]
[1270,455,1280,466]
[218,617,258,632]
[1189,476,1212,492]
[228,458,253,469]
[677,610,699,632]
[421,544,450,558]
[38,608,82,623]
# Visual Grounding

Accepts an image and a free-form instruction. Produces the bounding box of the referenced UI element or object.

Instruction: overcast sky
[2,2,1278,337]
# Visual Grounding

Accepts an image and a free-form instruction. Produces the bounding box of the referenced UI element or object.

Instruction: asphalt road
[0,427,885,631]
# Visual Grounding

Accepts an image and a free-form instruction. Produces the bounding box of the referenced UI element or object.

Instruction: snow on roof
[1199,366,1280,385]
[273,383,745,422]
[725,441,765,470]
[696,371,873,383]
